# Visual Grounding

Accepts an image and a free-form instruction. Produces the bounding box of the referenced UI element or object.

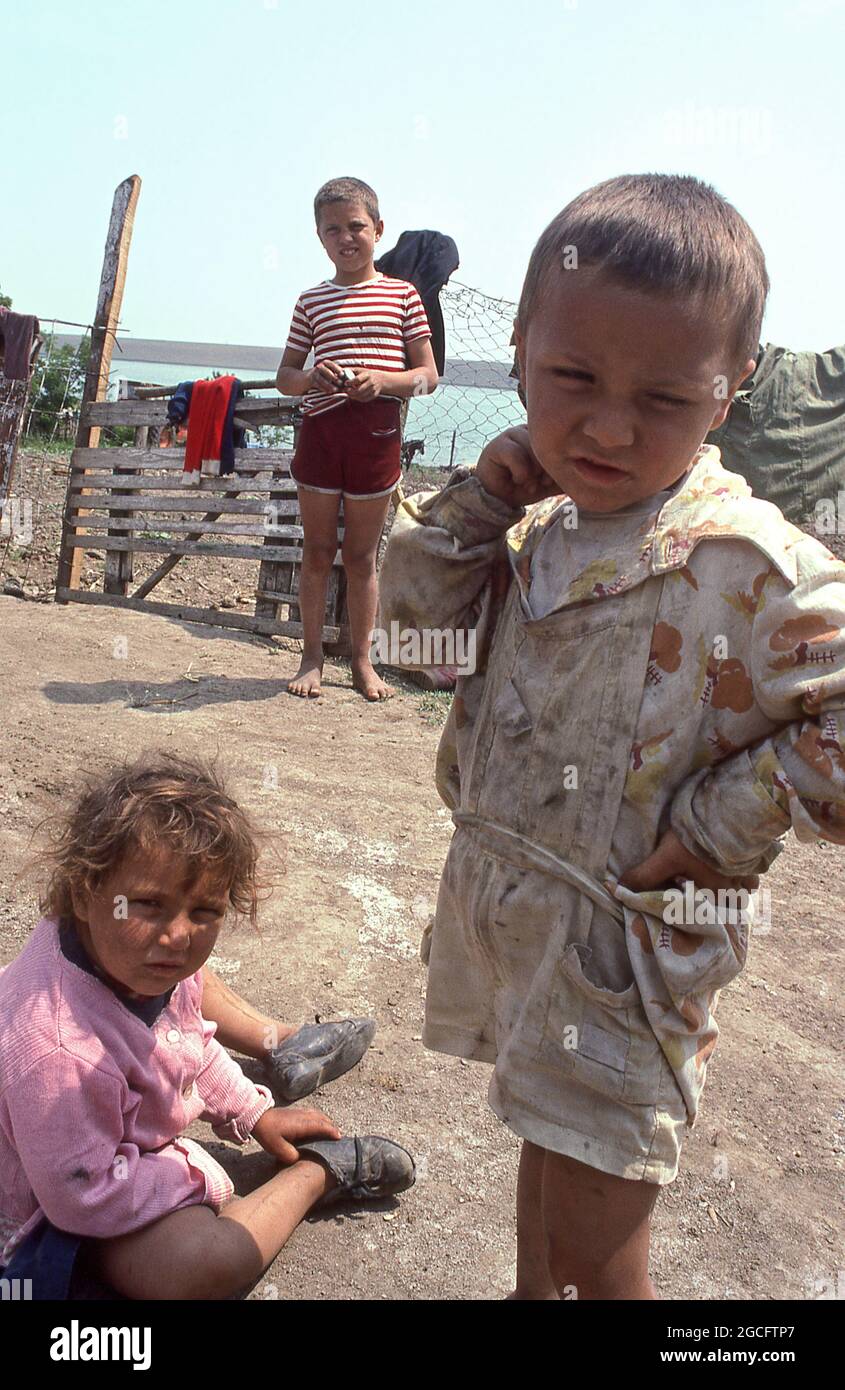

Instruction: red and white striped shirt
[285,274,431,416]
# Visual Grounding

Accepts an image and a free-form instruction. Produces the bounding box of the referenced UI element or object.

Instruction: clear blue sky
[2,0,843,352]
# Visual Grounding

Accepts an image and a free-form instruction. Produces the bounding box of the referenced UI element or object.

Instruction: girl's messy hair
[36,752,272,929]
[314,176,380,227]
[516,173,769,370]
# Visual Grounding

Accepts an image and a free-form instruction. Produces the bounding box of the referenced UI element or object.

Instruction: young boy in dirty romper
[379,173,845,1299]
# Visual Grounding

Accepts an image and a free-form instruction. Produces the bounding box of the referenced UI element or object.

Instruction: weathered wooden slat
[68,514,307,535]
[69,494,301,516]
[70,518,308,539]
[68,474,297,494]
[133,379,286,400]
[254,588,300,605]
[83,401,169,426]
[54,587,339,643]
[70,478,300,500]
[68,482,298,503]
[71,446,294,473]
[82,397,297,427]
[232,403,296,430]
[66,536,339,563]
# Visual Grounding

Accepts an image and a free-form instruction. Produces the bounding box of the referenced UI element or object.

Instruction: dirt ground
[1,584,843,1302]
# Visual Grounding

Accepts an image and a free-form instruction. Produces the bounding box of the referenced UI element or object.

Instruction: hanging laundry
[0,308,39,380]
[375,230,459,375]
[166,376,246,485]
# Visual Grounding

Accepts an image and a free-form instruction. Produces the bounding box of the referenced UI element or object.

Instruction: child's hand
[345,369,384,402]
[476,427,561,508]
[309,360,344,393]
[619,829,759,895]
[252,1105,341,1165]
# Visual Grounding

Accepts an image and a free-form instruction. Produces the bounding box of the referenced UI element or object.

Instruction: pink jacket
[0,917,273,1265]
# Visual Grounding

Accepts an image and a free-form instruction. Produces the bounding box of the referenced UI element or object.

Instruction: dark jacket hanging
[375,230,459,375]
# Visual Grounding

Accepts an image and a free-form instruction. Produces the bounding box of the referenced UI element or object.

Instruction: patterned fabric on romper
[378,445,845,1182]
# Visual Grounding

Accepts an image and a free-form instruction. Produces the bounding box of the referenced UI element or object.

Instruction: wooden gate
[55,392,348,644]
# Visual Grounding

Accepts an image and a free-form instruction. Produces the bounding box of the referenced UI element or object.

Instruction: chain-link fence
[405,281,524,468]
[1,325,93,599]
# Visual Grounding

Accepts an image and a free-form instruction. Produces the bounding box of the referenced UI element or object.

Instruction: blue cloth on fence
[219,378,246,474]
[167,379,195,427]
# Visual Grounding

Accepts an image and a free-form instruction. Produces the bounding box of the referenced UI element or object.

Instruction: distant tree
[0,285,12,308]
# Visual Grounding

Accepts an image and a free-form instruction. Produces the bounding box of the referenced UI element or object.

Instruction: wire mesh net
[1,326,90,598]
[405,281,524,468]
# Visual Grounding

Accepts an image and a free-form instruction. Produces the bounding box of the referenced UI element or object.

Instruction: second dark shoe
[265,1018,377,1102]
[298,1134,416,1208]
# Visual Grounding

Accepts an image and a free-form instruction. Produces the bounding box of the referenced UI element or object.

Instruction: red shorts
[291,397,402,500]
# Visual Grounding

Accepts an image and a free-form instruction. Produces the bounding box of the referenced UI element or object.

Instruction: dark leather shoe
[265,1018,376,1102]
[297,1135,416,1207]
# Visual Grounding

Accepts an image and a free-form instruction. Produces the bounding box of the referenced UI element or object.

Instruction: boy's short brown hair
[37,753,269,928]
[314,177,380,227]
[516,173,769,369]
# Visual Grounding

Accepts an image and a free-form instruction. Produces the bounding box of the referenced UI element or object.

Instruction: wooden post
[322,504,351,657]
[56,175,141,599]
[103,424,144,595]
[255,413,302,625]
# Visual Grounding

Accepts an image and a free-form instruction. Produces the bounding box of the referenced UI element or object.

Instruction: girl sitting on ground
[0,752,414,1300]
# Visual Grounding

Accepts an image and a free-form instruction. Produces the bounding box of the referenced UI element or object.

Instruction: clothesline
[34,319,127,349]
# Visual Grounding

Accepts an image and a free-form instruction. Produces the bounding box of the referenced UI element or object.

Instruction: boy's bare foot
[287,656,323,698]
[352,659,392,701]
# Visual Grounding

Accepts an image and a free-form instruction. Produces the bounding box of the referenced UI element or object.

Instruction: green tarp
[708,343,845,527]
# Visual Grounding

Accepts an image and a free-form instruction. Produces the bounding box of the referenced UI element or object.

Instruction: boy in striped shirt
[277,177,439,700]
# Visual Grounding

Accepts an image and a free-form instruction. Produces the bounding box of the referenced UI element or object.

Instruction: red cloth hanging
[181,375,238,485]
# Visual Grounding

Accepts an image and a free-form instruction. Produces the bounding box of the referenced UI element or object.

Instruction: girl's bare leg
[541,1149,660,1300]
[341,492,393,701]
[200,965,297,1058]
[288,488,341,698]
[86,1160,335,1301]
[508,1140,559,1300]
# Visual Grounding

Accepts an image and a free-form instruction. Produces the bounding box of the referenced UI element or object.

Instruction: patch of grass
[21,437,75,456]
[416,689,454,726]
[379,666,454,724]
